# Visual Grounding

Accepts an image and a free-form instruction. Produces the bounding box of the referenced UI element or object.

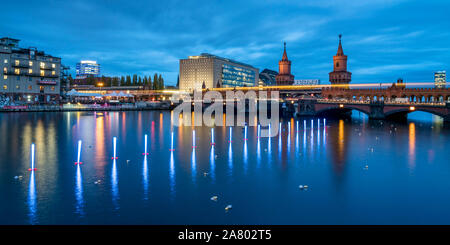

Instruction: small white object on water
[299,185,308,190]
[126,160,130,163]
[264,148,267,152]
[14,175,23,180]
[225,205,232,211]
[210,196,218,201]
[215,155,218,159]
[94,180,102,184]
[203,172,209,176]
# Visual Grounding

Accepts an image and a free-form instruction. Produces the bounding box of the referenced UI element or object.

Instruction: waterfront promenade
[0,101,173,112]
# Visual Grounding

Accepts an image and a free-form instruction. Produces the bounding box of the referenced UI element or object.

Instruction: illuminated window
[29,61,33,66]
[40,62,45,69]
[51,86,55,91]
[28,85,32,90]
[29,69,33,74]
[3,75,7,80]
[15,60,19,66]
[16,85,20,89]
[52,63,56,68]
[3,85,7,90]
[3,59,7,64]
[3,67,6,73]
[40,70,45,76]
[51,70,55,75]
[14,68,20,75]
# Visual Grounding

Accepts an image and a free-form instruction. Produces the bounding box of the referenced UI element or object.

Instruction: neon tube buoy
[228,127,232,143]
[169,131,175,151]
[210,128,215,146]
[257,124,261,138]
[296,121,299,132]
[142,134,149,155]
[28,143,37,171]
[111,137,118,159]
[75,140,83,165]
[244,125,248,140]
[192,130,196,148]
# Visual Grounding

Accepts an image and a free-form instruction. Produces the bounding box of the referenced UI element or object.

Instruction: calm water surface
[0,111,449,224]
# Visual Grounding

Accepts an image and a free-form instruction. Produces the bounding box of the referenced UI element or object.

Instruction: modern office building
[0,37,61,103]
[293,79,320,86]
[434,71,446,89]
[258,69,278,86]
[76,60,100,79]
[179,53,259,91]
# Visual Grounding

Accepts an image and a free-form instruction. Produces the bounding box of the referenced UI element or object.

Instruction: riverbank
[0,102,174,112]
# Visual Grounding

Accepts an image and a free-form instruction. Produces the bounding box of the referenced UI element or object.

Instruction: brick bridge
[321,85,450,103]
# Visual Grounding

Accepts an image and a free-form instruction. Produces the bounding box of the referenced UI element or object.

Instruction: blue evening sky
[1,0,449,85]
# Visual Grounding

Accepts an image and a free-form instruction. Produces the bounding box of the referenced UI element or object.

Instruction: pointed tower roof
[336,34,344,56]
[282,42,288,61]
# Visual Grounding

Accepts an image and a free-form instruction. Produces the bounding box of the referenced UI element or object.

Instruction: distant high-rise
[434,71,446,89]
[275,42,294,85]
[179,53,258,91]
[329,34,351,88]
[76,60,100,79]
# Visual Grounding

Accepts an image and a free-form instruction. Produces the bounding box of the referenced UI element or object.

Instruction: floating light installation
[75,140,83,165]
[111,137,118,159]
[244,125,248,140]
[142,134,149,155]
[192,130,196,148]
[169,131,175,151]
[228,127,232,143]
[28,144,37,171]
[211,128,215,145]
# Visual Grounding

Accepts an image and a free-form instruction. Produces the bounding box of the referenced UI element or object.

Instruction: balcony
[4,71,59,78]
[40,66,54,70]
[12,63,30,68]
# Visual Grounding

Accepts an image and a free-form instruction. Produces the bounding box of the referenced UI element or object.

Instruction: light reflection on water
[0,111,449,225]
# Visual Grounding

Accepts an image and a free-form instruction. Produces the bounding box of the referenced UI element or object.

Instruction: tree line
[71,73,165,90]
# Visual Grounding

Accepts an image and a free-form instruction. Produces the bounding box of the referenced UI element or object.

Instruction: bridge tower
[276,42,295,85]
[329,34,352,88]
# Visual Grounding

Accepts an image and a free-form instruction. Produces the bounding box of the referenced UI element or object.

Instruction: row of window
[2,85,55,91]
[3,68,56,76]
[4,59,57,69]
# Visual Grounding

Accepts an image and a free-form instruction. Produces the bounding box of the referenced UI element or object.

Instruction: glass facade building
[179,53,259,91]
[221,63,256,87]
[76,60,100,79]
[434,71,446,89]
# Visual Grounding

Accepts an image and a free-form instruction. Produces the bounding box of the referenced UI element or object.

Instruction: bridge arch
[385,108,447,119]
[315,104,371,117]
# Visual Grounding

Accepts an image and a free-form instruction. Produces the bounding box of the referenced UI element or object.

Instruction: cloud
[0,0,448,85]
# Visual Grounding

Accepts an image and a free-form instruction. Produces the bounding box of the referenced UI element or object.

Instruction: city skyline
[1,0,449,85]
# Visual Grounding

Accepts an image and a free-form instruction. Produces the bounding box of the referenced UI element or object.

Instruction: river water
[0,111,449,224]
